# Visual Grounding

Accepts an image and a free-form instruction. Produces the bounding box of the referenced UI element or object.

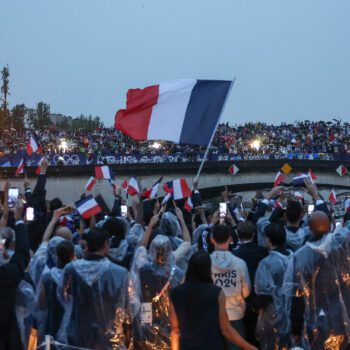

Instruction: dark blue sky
[1,0,349,126]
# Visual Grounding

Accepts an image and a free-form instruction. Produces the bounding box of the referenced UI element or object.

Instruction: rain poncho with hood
[131,235,184,350]
[159,212,183,250]
[29,236,64,287]
[210,251,251,320]
[15,279,36,348]
[284,233,350,349]
[109,222,144,269]
[36,266,65,341]
[254,250,292,350]
[57,257,131,350]
[257,216,309,251]
[192,224,209,250]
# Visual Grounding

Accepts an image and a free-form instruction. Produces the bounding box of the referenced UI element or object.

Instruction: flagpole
[194,78,236,182]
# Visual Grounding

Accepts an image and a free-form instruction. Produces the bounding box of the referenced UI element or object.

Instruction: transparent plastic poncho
[109,223,144,265]
[57,257,132,350]
[29,236,64,287]
[131,235,185,350]
[15,279,36,349]
[35,267,65,343]
[254,250,292,350]
[159,212,184,250]
[283,233,350,349]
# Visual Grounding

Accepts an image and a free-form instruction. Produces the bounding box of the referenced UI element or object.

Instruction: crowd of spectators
[1,120,350,162]
[1,158,350,349]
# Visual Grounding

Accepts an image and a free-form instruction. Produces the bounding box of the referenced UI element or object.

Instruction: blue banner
[1,150,350,168]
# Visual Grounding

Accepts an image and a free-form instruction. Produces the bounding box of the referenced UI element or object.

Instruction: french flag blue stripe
[179,80,232,145]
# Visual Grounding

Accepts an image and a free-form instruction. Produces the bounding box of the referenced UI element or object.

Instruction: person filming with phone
[0,182,30,350]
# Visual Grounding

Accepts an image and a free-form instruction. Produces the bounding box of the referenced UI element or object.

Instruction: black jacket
[0,223,30,350]
[233,241,268,290]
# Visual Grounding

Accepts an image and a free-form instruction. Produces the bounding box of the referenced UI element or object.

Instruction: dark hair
[237,221,256,241]
[212,225,231,244]
[343,210,350,224]
[103,217,126,239]
[56,240,74,268]
[185,251,212,284]
[265,223,286,248]
[85,228,109,253]
[285,200,303,223]
[50,198,63,212]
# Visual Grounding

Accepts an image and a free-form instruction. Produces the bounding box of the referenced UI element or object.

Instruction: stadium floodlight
[60,139,68,152]
[151,142,161,149]
[250,139,260,151]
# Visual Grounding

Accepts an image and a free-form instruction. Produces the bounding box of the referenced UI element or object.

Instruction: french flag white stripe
[172,179,183,200]
[101,167,110,178]
[150,184,159,198]
[77,198,98,213]
[30,136,38,151]
[147,79,196,143]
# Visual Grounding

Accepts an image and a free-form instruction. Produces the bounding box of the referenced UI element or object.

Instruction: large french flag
[75,195,102,219]
[115,79,232,145]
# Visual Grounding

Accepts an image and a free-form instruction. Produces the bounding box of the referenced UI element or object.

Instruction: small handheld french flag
[15,158,25,176]
[85,177,96,191]
[127,177,139,196]
[163,178,192,200]
[26,133,41,156]
[273,171,285,187]
[95,166,114,180]
[161,193,172,205]
[308,169,317,182]
[184,197,193,213]
[141,177,163,200]
[75,195,102,219]
[292,174,310,187]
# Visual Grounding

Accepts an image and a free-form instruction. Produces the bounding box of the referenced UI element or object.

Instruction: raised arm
[175,207,191,243]
[140,214,159,247]
[41,206,71,242]
[0,181,9,228]
[0,200,30,287]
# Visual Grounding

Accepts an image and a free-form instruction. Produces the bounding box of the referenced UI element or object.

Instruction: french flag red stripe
[116,85,159,140]
[172,179,192,200]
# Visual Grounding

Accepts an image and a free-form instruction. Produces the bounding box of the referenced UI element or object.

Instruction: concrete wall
[2,160,349,209]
